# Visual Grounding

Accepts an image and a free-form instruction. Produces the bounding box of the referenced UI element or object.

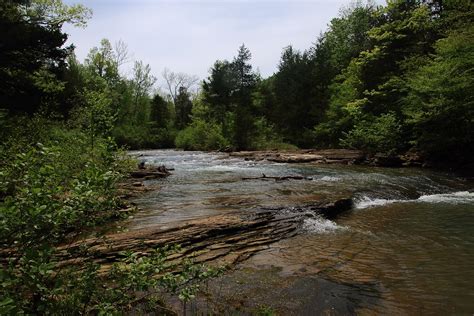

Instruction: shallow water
[128,150,474,314]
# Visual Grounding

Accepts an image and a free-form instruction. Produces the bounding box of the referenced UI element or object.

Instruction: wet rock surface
[229,148,431,168]
[55,197,353,271]
[229,149,365,165]
[122,150,474,315]
[130,164,172,179]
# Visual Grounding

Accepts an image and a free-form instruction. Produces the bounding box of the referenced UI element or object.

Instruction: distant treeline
[1,0,473,166]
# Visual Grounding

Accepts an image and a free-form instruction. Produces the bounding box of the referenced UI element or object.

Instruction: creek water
[128,150,474,314]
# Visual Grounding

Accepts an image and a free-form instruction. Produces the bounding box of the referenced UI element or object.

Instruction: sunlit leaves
[21,0,92,28]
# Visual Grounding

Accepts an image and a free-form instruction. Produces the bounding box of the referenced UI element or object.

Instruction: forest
[1,0,473,314]
[2,0,473,164]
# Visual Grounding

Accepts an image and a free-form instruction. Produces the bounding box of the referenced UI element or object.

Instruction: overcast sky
[63,0,383,84]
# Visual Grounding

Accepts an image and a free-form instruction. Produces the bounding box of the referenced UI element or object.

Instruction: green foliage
[202,60,235,125]
[322,2,377,73]
[23,0,92,28]
[232,45,260,150]
[175,87,193,129]
[84,39,120,87]
[113,123,177,149]
[150,93,172,128]
[404,17,474,163]
[255,304,277,316]
[249,117,298,151]
[0,124,127,249]
[0,116,222,314]
[255,2,376,148]
[3,0,473,160]
[0,117,127,314]
[341,112,402,154]
[201,45,259,150]
[175,119,230,151]
[270,46,316,146]
[113,124,151,149]
[149,127,178,149]
[311,0,473,163]
[1,244,224,314]
[147,94,176,148]
[0,0,70,114]
[1,0,473,313]
[78,39,164,149]
[130,61,156,122]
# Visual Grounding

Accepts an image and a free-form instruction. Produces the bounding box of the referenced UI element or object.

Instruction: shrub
[113,124,150,149]
[0,117,222,314]
[175,119,230,151]
[250,118,298,150]
[1,246,224,314]
[340,112,402,154]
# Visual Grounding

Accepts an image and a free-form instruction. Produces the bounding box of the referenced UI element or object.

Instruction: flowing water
[128,150,474,314]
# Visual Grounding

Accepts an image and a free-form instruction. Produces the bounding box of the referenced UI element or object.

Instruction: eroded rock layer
[55,198,352,270]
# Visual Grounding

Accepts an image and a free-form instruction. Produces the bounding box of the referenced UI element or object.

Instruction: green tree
[0,0,90,115]
[259,2,377,147]
[200,45,259,150]
[202,60,235,138]
[317,0,439,152]
[84,39,120,87]
[130,60,156,123]
[404,4,474,164]
[271,46,316,146]
[150,93,171,128]
[175,86,193,129]
[231,44,259,149]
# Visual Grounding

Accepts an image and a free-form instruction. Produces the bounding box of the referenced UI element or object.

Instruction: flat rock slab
[55,198,352,271]
[229,149,365,165]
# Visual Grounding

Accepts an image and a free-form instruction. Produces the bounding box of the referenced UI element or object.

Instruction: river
[127,149,474,315]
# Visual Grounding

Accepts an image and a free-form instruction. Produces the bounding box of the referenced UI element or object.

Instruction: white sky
[63,0,384,85]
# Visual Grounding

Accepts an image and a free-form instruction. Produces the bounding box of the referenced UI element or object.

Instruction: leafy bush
[0,116,223,314]
[340,112,402,154]
[1,246,224,315]
[175,119,230,151]
[113,124,177,149]
[112,124,149,149]
[250,118,298,150]
[148,126,178,149]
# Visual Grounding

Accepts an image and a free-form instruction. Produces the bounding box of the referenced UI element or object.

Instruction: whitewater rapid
[355,191,474,209]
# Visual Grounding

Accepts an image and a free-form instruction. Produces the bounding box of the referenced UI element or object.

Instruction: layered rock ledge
[55,198,352,271]
[229,149,425,167]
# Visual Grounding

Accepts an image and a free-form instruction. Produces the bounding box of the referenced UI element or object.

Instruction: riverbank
[227,148,474,177]
[229,148,421,167]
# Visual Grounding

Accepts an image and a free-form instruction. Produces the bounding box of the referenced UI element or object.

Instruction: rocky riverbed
[121,149,473,315]
[54,149,474,314]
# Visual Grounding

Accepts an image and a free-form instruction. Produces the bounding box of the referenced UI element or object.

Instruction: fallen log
[130,171,170,178]
[242,174,313,181]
